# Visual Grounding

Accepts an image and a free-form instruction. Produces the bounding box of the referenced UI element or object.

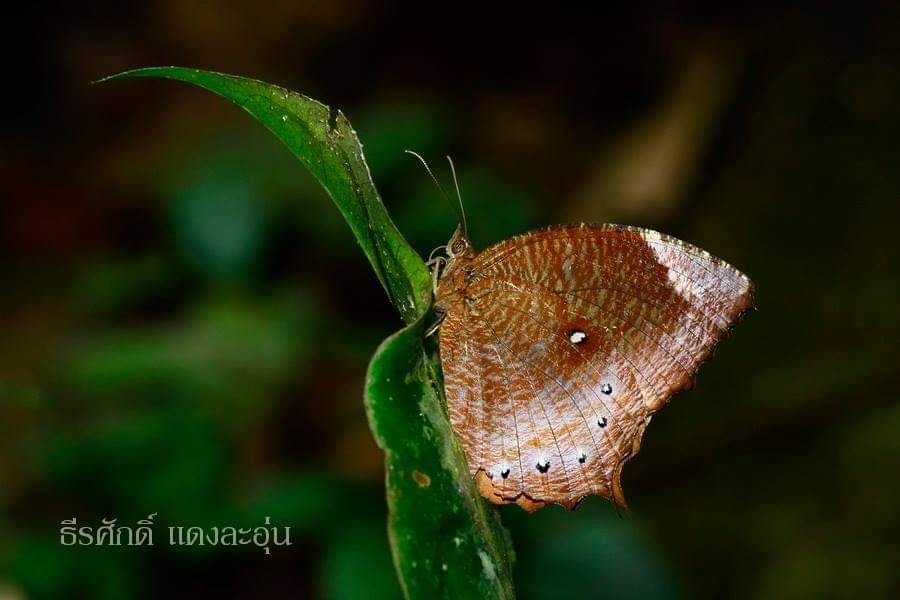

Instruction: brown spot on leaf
[412,470,431,488]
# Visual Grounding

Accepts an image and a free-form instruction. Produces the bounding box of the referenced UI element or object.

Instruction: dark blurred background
[2,2,899,599]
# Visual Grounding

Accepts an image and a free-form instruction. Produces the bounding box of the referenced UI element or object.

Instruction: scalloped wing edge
[469,279,755,512]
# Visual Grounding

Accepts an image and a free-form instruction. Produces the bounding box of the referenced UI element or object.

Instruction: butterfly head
[434,225,476,313]
[446,225,472,259]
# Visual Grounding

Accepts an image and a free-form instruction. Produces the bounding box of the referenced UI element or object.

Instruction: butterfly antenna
[405,150,464,227]
[446,155,468,238]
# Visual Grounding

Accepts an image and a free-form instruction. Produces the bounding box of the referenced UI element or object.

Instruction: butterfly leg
[424,311,446,338]
[426,255,447,295]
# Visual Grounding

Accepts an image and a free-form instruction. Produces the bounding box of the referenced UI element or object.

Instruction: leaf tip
[91,66,200,86]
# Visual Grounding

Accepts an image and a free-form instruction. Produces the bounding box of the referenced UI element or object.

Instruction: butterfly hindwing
[437,224,754,509]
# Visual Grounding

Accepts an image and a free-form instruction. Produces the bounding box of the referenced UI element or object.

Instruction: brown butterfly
[416,154,754,512]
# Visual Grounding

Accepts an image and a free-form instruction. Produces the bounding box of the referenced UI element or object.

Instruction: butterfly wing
[438,224,753,510]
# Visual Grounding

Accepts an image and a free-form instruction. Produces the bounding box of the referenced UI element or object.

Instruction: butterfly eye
[451,239,467,254]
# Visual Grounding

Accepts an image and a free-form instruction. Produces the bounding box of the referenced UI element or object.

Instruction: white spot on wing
[569,330,587,344]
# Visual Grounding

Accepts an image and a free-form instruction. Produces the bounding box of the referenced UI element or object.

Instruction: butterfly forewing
[437,224,753,510]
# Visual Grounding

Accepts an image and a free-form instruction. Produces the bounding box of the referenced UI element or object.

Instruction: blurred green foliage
[3,5,900,599]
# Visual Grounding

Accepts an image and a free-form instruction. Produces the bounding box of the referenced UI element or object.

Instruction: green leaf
[99,67,431,323]
[366,317,515,599]
[101,67,514,597]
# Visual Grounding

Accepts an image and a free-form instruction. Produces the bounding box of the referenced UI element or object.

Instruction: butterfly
[413,154,755,511]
